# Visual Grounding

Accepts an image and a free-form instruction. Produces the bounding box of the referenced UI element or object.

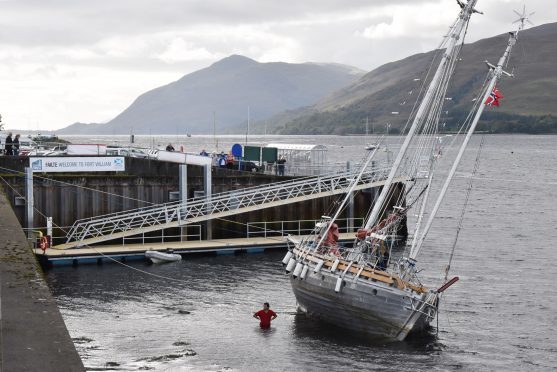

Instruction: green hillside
[270,22,557,135]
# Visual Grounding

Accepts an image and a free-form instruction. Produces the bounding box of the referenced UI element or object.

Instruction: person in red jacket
[253,302,277,329]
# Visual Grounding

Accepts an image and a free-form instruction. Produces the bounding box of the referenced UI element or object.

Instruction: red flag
[484,86,504,107]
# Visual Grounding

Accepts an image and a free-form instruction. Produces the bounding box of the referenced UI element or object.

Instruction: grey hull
[290,268,435,341]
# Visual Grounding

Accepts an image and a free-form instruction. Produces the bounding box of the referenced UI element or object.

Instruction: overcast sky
[0,0,552,131]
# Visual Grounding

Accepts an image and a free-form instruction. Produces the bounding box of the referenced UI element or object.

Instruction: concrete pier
[0,192,84,371]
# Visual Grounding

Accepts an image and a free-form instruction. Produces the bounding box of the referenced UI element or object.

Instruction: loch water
[45,134,557,371]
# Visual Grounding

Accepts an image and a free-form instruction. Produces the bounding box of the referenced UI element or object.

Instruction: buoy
[39,236,49,253]
[285,258,296,273]
[282,251,293,265]
[300,264,309,279]
[293,262,304,277]
[331,258,340,272]
[335,277,343,293]
[314,259,324,273]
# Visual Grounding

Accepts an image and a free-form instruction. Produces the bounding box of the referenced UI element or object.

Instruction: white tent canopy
[266,143,327,151]
[265,143,327,175]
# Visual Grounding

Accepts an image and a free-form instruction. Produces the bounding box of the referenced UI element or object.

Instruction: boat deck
[35,233,357,267]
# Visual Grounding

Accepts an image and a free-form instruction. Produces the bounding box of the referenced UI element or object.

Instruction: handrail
[65,167,391,245]
[68,167,385,228]
[246,218,365,238]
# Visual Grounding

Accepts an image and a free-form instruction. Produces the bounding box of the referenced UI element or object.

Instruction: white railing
[65,167,390,246]
[246,218,365,238]
[120,224,202,246]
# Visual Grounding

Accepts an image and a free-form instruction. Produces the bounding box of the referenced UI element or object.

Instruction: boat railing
[403,292,438,320]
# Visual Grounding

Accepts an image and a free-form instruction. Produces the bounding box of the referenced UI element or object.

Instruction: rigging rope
[444,135,485,281]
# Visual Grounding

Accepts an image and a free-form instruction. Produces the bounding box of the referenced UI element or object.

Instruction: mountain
[269,22,557,135]
[58,55,365,135]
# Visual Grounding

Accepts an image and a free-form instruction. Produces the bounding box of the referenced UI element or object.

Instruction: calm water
[45,134,557,371]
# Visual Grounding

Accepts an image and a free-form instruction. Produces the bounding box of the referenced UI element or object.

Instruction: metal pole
[47,216,53,245]
[25,167,33,240]
[245,106,250,145]
[347,161,354,232]
[204,164,212,240]
[179,163,187,240]
[213,111,217,152]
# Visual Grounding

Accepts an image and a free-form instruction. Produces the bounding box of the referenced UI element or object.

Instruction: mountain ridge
[58,56,365,135]
[266,22,557,135]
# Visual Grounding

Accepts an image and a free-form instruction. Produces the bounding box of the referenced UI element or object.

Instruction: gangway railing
[246,218,365,238]
[62,167,396,249]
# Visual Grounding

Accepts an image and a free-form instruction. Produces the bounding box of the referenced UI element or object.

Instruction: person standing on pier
[277,155,286,176]
[13,134,20,156]
[4,133,13,155]
[253,302,277,329]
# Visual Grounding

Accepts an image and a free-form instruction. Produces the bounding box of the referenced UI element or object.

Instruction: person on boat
[253,302,277,329]
[377,240,390,270]
[315,221,340,254]
[13,134,20,155]
[199,149,208,156]
[166,143,175,152]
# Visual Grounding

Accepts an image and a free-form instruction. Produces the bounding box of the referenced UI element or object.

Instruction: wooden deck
[35,233,357,267]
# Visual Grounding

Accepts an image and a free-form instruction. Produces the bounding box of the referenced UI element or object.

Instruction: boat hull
[290,267,435,341]
[145,251,182,264]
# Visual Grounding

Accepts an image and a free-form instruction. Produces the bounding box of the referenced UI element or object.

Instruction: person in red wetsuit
[253,302,277,329]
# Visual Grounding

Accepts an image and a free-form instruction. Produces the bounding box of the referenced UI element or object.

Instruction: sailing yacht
[364,117,378,151]
[282,0,528,341]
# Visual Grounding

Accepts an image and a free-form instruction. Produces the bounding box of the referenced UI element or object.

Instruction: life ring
[39,236,49,253]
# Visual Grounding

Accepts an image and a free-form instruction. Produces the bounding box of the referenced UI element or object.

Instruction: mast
[410,16,528,260]
[365,117,369,136]
[364,0,479,230]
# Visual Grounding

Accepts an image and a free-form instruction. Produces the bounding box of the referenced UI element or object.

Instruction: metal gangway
[60,167,400,249]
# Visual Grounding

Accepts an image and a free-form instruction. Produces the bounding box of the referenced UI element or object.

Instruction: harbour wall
[0,191,85,370]
[0,156,406,243]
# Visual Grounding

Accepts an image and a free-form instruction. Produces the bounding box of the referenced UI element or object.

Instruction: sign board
[243,146,278,163]
[243,146,260,161]
[231,144,243,157]
[262,147,278,163]
[30,157,125,173]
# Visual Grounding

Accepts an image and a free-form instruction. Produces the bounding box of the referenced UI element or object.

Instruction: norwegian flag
[484,86,504,107]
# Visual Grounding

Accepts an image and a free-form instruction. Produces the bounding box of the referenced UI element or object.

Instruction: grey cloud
[0,0,413,46]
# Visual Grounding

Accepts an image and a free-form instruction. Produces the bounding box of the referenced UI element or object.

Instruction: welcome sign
[30,157,125,173]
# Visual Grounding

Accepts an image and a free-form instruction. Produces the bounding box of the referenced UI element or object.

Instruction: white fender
[285,258,296,273]
[300,264,309,279]
[313,259,324,273]
[331,258,340,272]
[293,262,304,277]
[282,251,293,265]
[335,277,343,293]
